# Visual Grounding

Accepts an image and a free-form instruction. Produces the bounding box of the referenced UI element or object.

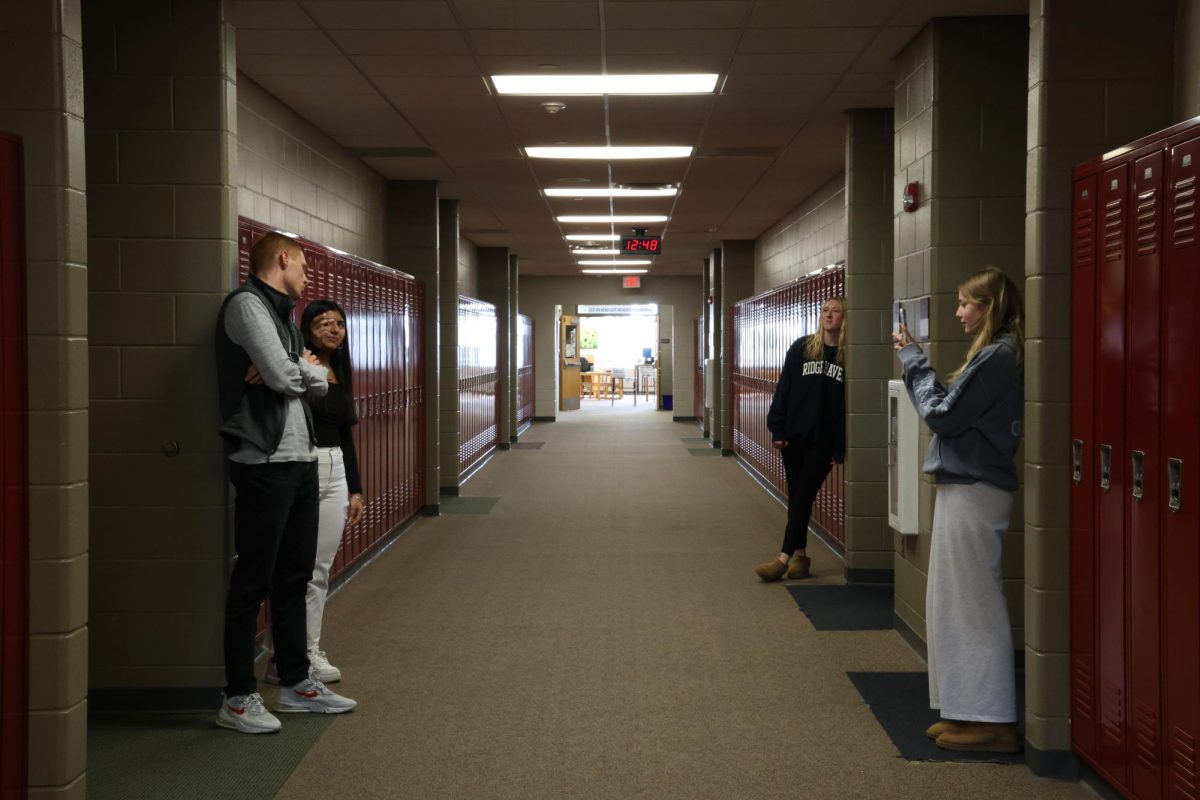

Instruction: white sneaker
[216,692,281,734]
[276,668,357,714]
[308,649,342,683]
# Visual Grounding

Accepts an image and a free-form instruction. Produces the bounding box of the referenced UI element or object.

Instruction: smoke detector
[540,102,567,114]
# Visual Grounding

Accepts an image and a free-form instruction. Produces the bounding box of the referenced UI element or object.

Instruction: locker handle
[1071,440,1083,484]
[1100,444,1112,492]
[1168,458,1182,513]
[1131,450,1144,500]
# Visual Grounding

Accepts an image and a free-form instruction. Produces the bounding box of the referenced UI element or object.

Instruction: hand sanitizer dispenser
[888,379,919,535]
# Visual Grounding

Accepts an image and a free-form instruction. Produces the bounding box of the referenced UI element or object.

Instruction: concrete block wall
[83,0,237,701]
[891,17,1028,647]
[0,0,88,794]
[385,181,441,510]
[438,199,460,492]
[235,77,386,262]
[844,109,895,578]
[458,235,478,299]
[1025,0,1174,761]
[753,174,846,293]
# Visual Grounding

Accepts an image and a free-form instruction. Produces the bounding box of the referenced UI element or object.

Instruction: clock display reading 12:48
[620,236,663,256]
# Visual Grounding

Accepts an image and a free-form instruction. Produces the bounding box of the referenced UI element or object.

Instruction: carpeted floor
[94,406,1093,799]
[269,407,1091,800]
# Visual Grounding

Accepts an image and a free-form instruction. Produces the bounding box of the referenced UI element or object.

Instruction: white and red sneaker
[216,692,281,734]
[276,668,357,714]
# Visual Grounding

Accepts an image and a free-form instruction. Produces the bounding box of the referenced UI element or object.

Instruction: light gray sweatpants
[927,481,1017,723]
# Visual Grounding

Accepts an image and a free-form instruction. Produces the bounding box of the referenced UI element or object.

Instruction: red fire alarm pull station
[902,182,920,212]
[622,275,641,289]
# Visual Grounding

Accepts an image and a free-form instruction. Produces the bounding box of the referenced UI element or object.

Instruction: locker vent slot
[1072,657,1094,720]
[1134,702,1160,771]
[1104,198,1125,261]
[1101,680,1126,746]
[1074,207,1095,270]
[1174,175,1196,247]
[1136,188,1158,255]
[1170,726,1197,799]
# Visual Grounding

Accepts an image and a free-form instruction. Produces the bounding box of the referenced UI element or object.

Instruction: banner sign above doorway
[577,304,658,315]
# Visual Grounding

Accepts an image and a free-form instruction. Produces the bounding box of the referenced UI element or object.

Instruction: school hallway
[87,407,1091,799]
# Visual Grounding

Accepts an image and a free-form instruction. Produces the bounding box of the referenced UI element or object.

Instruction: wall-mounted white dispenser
[888,379,919,535]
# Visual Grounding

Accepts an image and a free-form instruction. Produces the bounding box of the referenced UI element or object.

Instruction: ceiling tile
[238,28,338,54]
[328,29,470,55]
[238,53,359,76]
[606,28,739,55]
[359,155,456,181]
[729,52,857,74]
[604,1,750,29]
[467,29,601,55]
[498,96,607,145]
[250,73,377,95]
[604,53,727,73]
[373,75,492,96]
[452,1,598,29]
[889,0,1027,27]
[236,1,316,29]
[475,54,604,73]
[738,27,876,53]
[351,54,480,76]
[701,106,809,148]
[854,26,922,72]
[302,1,457,29]
[748,0,900,28]
[722,73,841,94]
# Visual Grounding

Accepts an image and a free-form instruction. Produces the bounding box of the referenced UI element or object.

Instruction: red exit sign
[622,275,641,289]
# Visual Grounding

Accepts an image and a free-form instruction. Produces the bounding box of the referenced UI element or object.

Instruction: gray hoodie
[897,334,1023,491]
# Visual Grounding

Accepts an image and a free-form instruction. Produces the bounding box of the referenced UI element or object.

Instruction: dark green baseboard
[90,687,222,713]
[721,448,734,456]
[1025,742,1081,781]
[439,485,459,497]
[844,567,894,583]
[421,504,439,516]
[672,415,697,422]
[497,442,511,450]
[532,415,556,422]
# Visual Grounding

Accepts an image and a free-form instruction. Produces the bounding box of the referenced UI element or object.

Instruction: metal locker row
[1070,119,1200,800]
[457,295,499,479]
[516,314,535,431]
[729,265,846,548]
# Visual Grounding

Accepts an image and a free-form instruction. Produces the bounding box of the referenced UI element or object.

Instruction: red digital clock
[620,236,662,255]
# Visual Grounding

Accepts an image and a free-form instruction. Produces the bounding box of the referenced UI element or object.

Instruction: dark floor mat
[688,447,721,457]
[88,712,334,799]
[511,442,545,449]
[785,583,894,630]
[848,671,1025,764]
[440,496,500,514]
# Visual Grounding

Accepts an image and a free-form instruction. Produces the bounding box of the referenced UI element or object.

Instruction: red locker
[1071,174,1099,762]
[1163,134,1200,800]
[1128,151,1164,799]
[1095,162,1130,788]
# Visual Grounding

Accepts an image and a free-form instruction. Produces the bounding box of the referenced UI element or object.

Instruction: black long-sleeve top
[310,382,363,495]
[766,339,846,462]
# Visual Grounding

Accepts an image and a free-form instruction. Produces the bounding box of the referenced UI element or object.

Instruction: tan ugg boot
[754,559,788,582]
[935,722,1020,753]
[786,555,811,579]
[925,719,964,740]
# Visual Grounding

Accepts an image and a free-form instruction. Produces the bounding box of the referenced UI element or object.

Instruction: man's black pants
[780,442,834,554]
[224,460,319,696]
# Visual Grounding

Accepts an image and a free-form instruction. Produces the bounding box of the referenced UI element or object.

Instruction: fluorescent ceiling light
[579,259,652,266]
[528,146,692,160]
[565,234,620,241]
[493,74,718,95]
[582,269,650,275]
[558,215,668,223]
[572,248,621,255]
[545,187,678,198]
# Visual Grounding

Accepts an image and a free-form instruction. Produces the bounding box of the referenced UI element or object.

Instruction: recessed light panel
[565,234,620,241]
[545,187,678,198]
[571,248,621,255]
[493,74,718,95]
[579,259,653,266]
[528,146,691,160]
[582,269,650,275]
[558,215,668,223]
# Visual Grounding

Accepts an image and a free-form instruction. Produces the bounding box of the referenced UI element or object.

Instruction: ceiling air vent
[695,146,781,158]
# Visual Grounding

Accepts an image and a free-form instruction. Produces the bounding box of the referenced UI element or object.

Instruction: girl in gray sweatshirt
[894,266,1025,755]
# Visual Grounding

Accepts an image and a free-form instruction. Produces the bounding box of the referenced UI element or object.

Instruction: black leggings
[780,442,834,554]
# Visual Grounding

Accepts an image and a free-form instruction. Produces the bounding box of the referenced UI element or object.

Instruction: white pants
[927,481,1017,723]
[307,446,348,651]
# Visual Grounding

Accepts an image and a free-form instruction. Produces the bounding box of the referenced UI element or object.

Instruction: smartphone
[898,307,908,334]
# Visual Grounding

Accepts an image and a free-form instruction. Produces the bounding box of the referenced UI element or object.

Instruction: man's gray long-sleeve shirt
[897,334,1023,491]
[223,291,328,464]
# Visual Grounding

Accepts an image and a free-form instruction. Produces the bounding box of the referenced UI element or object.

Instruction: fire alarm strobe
[902,182,920,212]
